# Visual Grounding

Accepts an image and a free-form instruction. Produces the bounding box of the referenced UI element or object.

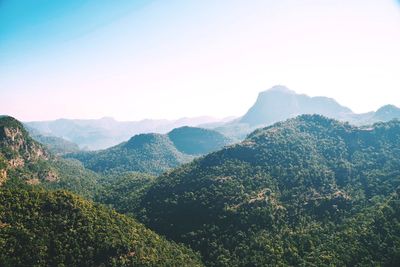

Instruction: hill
[67,133,193,175]
[26,116,224,150]
[139,115,400,266]
[370,104,400,122]
[168,126,233,155]
[0,183,203,266]
[67,127,232,175]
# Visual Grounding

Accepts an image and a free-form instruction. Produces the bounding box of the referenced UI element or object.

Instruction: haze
[1,0,400,121]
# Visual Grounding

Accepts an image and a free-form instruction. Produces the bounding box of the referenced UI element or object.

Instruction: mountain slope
[140,115,400,266]
[168,126,233,155]
[0,184,203,267]
[31,134,80,155]
[0,116,102,198]
[0,116,49,185]
[68,127,233,175]
[67,133,193,174]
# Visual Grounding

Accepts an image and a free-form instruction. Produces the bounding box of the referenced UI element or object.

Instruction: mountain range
[215,85,400,139]
[66,126,233,175]
[0,116,204,266]
[1,113,400,266]
[25,116,231,150]
[139,114,400,266]
[26,85,400,149]
[2,85,400,266]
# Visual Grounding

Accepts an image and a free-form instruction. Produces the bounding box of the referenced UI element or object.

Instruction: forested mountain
[168,126,233,155]
[66,133,194,175]
[369,104,400,123]
[67,127,232,175]
[0,116,50,185]
[31,135,80,155]
[0,183,203,266]
[138,115,400,266]
[26,116,223,150]
[0,116,102,198]
[3,114,400,266]
[0,116,203,266]
[95,172,156,216]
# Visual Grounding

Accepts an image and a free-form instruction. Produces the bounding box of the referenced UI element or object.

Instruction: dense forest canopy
[1,115,400,266]
[138,115,400,266]
[0,182,203,267]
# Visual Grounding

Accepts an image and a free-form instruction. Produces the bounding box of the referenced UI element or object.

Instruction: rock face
[0,116,51,185]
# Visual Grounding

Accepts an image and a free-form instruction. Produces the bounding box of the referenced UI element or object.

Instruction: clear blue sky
[1,0,400,121]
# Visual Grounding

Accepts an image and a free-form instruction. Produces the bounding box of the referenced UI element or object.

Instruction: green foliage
[95,172,155,216]
[32,135,80,155]
[139,115,400,266]
[67,133,194,175]
[0,184,204,267]
[168,126,233,155]
[44,158,101,199]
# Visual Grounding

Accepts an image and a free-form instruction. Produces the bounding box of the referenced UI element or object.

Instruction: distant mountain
[240,85,353,126]
[67,126,232,174]
[26,116,225,150]
[215,85,400,140]
[371,104,400,122]
[139,115,400,266]
[168,126,233,155]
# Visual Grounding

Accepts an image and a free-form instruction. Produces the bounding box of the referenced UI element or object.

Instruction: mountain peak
[376,104,400,113]
[265,85,295,94]
[374,104,400,121]
[240,86,352,126]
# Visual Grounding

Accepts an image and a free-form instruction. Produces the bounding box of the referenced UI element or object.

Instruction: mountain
[0,116,102,198]
[67,127,233,175]
[67,133,194,175]
[168,126,233,155]
[371,104,400,122]
[240,85,353,126]
[139,115,400,266]
[0,184,203,266]
[31,135,80,155]
[0,116,203,266]
[26,116,225,150]
[215,85,400,140]
[0,116,49,185]
[95,172,156,216]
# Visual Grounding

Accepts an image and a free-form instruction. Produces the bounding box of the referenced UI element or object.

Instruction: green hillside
[67,133,193,174]
[168,126,233,155]
[139,115,400,266]
[0,183,203,267]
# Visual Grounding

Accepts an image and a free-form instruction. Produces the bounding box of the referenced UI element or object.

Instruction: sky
[1,0,400,121]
